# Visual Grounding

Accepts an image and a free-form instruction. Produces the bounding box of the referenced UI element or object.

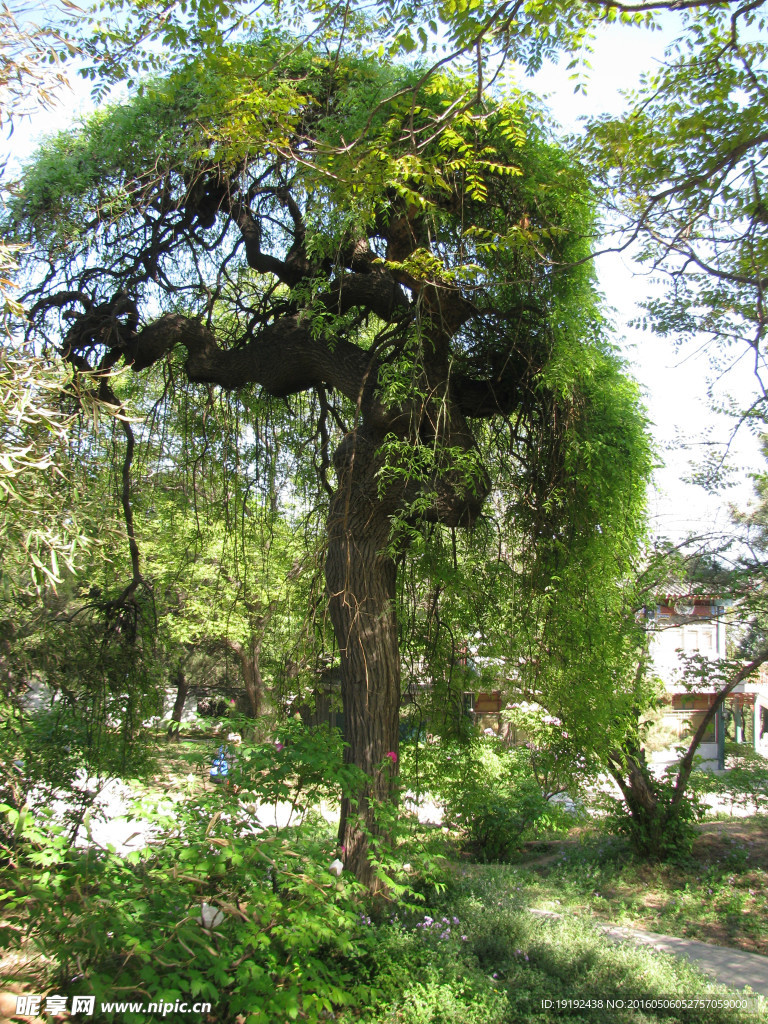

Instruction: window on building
[681,711,716,744]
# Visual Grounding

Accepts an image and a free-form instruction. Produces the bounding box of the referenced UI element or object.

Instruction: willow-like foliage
[8,38,654,881]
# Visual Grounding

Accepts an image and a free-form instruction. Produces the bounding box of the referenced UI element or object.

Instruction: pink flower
[274,741,284,751]
[385,751,397,763]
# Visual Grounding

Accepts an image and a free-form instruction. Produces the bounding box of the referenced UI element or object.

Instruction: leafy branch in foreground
[583,2,768,407]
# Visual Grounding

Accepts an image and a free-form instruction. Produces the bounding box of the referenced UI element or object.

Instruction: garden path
[529,909,768,1000]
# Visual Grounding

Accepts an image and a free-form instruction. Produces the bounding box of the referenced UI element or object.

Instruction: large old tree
[10,40,649,883]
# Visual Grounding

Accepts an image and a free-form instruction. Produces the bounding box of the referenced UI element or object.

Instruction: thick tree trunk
[326,430,401,890]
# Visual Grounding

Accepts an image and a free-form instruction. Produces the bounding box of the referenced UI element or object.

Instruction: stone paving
[600,923,768,1001]
[529,908,768,1002]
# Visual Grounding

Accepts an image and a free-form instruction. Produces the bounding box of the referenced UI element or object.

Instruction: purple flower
[274,740,284,751]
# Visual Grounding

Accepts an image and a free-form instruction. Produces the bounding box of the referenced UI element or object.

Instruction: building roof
[657,579,721,601]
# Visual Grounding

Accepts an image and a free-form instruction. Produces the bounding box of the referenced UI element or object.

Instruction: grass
[500,818,768,955]
[334,866,765,1024]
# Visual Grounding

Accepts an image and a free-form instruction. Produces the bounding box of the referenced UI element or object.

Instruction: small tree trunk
[167,666,189,741]
[224,637,264,722]
[242,642,263,720]
[672,649,768,805]
[607,747,664,856]
[326,431,401,890]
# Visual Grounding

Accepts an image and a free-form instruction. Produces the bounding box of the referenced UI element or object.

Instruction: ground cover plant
[499,818,768,957]
[3,725,767,1023]
[333,867,764,1024]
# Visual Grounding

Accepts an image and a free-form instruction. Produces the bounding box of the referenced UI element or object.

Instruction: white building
[646,590,768,768]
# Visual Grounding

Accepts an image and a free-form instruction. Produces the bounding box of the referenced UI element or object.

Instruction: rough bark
[325,429,402,889]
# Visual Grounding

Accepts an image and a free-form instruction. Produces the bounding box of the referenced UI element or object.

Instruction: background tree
[127,367,324,727]
[1,0,86,592]
[582,3,768,416]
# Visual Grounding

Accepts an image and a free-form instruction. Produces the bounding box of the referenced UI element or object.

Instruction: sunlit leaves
[0,1,77,128]
[0,350,99,596]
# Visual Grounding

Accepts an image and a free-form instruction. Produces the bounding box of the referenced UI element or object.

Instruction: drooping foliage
[398,342,652,750]
[8,37,652,883]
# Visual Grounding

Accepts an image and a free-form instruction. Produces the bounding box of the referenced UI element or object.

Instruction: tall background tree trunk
[167,665,189,740]
[222,636,265,723]
[326,429,401,890]
[240,641,263,720]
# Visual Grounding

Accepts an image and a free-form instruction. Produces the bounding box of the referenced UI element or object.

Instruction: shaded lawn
[336,865,764,1024]
[502,818,768,956]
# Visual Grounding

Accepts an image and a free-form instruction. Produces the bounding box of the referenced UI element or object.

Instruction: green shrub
[603,772,704,863]
[403,738,577,861]
[0,725,371,1022]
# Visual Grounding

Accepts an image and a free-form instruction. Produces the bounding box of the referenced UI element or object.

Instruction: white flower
[402,863,412,873]
[200,902,224,929]
[329,858,344,876]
